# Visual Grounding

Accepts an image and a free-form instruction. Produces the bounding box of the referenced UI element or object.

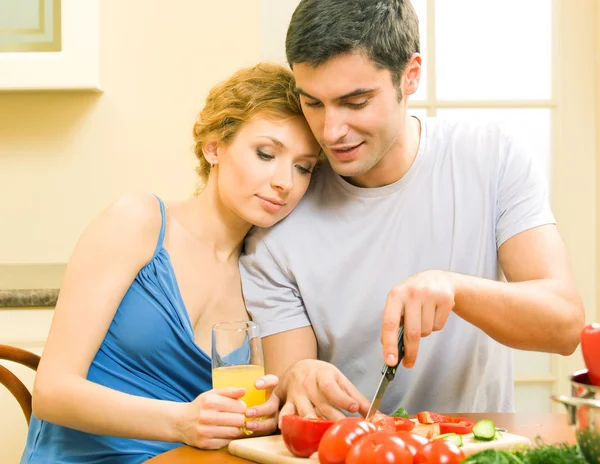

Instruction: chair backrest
[0,344,40,425]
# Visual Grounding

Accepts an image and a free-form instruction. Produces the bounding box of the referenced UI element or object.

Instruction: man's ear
[404,53,422,97]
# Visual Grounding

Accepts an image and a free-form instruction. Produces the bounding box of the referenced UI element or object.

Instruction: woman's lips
[257,195,284,213]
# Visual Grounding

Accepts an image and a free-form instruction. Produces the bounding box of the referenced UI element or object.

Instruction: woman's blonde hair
[193,62,304,193]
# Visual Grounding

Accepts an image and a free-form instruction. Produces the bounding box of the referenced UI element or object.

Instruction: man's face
[293,51,419,186]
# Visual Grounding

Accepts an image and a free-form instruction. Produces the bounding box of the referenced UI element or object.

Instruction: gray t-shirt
[239,117,555,414]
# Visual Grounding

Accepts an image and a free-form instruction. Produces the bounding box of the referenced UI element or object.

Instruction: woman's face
[211,115,321,228]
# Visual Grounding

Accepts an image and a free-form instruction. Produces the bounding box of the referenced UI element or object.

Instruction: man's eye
[347,100,369,109]
[304,100,322,108]
[256,150,274,160]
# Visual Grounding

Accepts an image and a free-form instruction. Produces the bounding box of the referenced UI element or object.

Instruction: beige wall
[0,0,261,264]
[549,0,598,400]
[0,2,260,461]
[597,0,600,323]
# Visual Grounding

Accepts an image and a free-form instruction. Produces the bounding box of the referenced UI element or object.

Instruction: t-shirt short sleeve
[239,229,311,338]
[495,130,556,249]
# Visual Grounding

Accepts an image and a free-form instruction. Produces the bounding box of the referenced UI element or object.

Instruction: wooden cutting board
[229,431,531,463]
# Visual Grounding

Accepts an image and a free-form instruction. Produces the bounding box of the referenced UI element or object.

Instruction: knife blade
[365,326,405,421]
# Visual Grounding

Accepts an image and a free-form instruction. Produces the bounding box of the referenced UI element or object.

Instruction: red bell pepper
[416,411,450,424]
[281,415,335,458]
[372,413,416,432]
[439,419,475,435]
[581,323,600,386]
[417,411,475,434]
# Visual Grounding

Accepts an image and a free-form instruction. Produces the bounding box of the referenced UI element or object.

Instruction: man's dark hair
[286,0,420,89]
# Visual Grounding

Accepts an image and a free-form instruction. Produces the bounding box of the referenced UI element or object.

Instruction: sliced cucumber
[433,432,464,447]
[472,419,496,441]
[391,407,409,419]
[494,430,503,440]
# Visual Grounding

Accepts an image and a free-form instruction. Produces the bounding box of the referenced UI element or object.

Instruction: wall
[0,1,260,462]
[0,0,260,264]
[597,0,600,323]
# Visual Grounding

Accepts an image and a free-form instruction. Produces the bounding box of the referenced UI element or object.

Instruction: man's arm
[252,328,370,422]
[454,224,584,354]
[381,225,584,368]
[262,326,317,381]
[240,233,370,421]
[381,128,584,367]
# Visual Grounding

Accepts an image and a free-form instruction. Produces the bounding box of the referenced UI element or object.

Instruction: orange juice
[212,364,266,408]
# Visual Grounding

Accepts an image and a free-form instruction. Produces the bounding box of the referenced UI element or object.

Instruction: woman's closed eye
[256,149,275,161]
[257,149,314,175]
[295,164,314,175]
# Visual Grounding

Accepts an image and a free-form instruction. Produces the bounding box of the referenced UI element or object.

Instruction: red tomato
[317,417,376,464]
[415,439,465,464]
[581,322,600,386]
[417,411,450,424]
[439,419,475,435]
[372,414,416,432]
[394,431,430,457]
[346,431,413,464]
[280,415,335,458]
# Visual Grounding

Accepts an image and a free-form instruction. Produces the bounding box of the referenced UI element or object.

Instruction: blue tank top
[22,196,216,463]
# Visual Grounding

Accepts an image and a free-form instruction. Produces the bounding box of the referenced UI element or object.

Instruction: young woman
[22,63,321,463]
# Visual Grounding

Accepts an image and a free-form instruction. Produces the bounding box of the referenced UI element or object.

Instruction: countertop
[0,263,64,308]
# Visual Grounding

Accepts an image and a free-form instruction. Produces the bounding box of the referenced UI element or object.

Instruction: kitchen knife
[365,326,405,421]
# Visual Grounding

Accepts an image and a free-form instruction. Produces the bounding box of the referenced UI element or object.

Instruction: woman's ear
[202,140,219,166]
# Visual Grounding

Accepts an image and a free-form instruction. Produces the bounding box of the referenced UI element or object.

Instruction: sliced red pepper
[393,417,416,432]
[416,411,450,424]
[439,419,475,435]
[371,414,416,432]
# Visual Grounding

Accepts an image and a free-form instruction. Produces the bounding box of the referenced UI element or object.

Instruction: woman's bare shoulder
[78,192,164,265]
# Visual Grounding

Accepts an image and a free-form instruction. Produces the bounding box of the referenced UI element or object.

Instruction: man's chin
[328,159,372,180]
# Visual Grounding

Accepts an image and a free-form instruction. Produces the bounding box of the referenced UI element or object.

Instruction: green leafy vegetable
[463,439,586,464]
[462,449,523,463]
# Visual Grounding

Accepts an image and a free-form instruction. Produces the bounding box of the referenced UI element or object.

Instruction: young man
[241,0,584,421]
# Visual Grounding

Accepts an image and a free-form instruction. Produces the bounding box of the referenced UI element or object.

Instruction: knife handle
[381,326,405,379]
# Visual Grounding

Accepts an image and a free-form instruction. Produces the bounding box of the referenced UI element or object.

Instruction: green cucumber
[433,432,463,447]
[391,407,409,419]
[472,419,496,441]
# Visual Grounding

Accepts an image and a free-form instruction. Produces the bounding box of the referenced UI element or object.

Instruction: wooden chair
[0,344,40,425]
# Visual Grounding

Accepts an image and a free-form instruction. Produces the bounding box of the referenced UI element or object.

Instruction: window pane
[437,109,551,184]
[408,108,428,120]
[514,384,553,413]
[513,350,552,376]
[411,0,427,101]
[435,0,552,100]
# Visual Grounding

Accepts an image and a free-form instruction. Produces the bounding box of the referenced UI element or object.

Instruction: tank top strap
[151,194,167,258]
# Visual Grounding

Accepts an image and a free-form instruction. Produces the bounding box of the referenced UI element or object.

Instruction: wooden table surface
[145,412,576,463]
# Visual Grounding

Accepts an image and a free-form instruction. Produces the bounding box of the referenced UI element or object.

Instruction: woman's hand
[177,387,248,449]
[176,374,281,449]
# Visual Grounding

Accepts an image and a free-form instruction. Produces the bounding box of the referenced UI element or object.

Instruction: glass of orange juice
[211,321,266,418]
